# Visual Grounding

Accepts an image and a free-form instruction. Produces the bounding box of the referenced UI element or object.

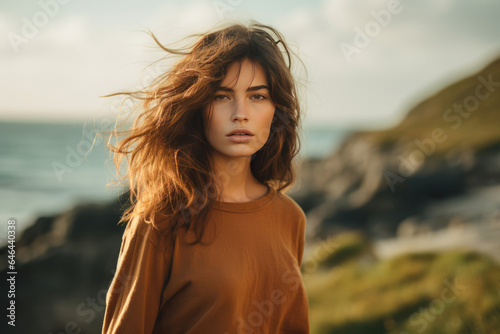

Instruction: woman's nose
[231,99,249,122]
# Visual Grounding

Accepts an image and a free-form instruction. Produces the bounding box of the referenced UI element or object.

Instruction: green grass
[352,57,500,156]
[302,232,500,334]
[361,111,500,156]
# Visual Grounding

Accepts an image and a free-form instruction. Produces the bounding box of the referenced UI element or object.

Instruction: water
[300,124,351,160]
[0,120,351,245]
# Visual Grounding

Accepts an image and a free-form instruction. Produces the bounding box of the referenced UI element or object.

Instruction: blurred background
[1,0,500,333]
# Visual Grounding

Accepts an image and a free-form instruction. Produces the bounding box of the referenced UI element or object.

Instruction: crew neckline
[212,184,277,213]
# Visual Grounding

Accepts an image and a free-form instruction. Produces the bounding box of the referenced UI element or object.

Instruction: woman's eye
[252,94,267,100]
[214,94,267,101]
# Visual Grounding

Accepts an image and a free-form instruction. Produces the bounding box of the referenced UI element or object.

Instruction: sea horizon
[0,119,354,246]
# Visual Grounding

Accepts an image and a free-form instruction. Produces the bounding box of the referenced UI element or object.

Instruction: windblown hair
[99,20,307,246]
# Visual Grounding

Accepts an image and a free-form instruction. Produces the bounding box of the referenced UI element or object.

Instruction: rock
[293,55,500,243]
[397,217,420,238]
[0,191,131,334]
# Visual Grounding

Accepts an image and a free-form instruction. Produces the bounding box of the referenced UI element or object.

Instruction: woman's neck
[210,155,267,203]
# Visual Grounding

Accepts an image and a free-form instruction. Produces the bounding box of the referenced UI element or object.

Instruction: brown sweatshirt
[101,186,310,333]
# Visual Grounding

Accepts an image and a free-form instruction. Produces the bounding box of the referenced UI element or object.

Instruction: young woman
[101,20,309,333]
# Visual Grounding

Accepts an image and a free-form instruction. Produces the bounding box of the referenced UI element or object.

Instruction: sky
[1,0,500,129]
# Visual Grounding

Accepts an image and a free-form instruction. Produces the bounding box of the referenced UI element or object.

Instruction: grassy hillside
[302,232,500,334]
[358,56,500,155]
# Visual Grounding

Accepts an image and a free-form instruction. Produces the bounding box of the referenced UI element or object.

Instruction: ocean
[0,120,351,245]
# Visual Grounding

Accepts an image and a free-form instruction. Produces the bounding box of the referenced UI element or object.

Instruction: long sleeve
[99,188,310,333]
[102,224,172,334]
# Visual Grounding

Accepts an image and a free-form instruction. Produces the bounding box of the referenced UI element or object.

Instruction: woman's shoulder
[273,188,306,221]
[122,213,173,250]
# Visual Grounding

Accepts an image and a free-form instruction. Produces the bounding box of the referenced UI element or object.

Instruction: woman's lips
[226,134,254,143]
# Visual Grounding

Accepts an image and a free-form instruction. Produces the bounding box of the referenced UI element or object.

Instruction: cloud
[271,0,500,127]
[1,0,500,128]
[144,0,221,40]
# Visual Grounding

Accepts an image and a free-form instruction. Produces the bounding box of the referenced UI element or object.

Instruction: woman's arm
[101,227,172,334]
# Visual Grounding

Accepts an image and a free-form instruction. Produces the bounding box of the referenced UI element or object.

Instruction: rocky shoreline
[295,56,500,248]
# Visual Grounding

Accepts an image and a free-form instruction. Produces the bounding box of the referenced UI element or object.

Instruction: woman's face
[202,58,276,161]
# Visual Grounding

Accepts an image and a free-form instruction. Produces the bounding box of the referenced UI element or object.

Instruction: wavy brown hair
[98,20,307,246]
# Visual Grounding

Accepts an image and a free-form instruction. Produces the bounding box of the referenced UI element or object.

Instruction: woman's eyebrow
[216,85,270,92]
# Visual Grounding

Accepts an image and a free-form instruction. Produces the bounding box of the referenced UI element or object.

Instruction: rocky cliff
[293,56,500,244]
